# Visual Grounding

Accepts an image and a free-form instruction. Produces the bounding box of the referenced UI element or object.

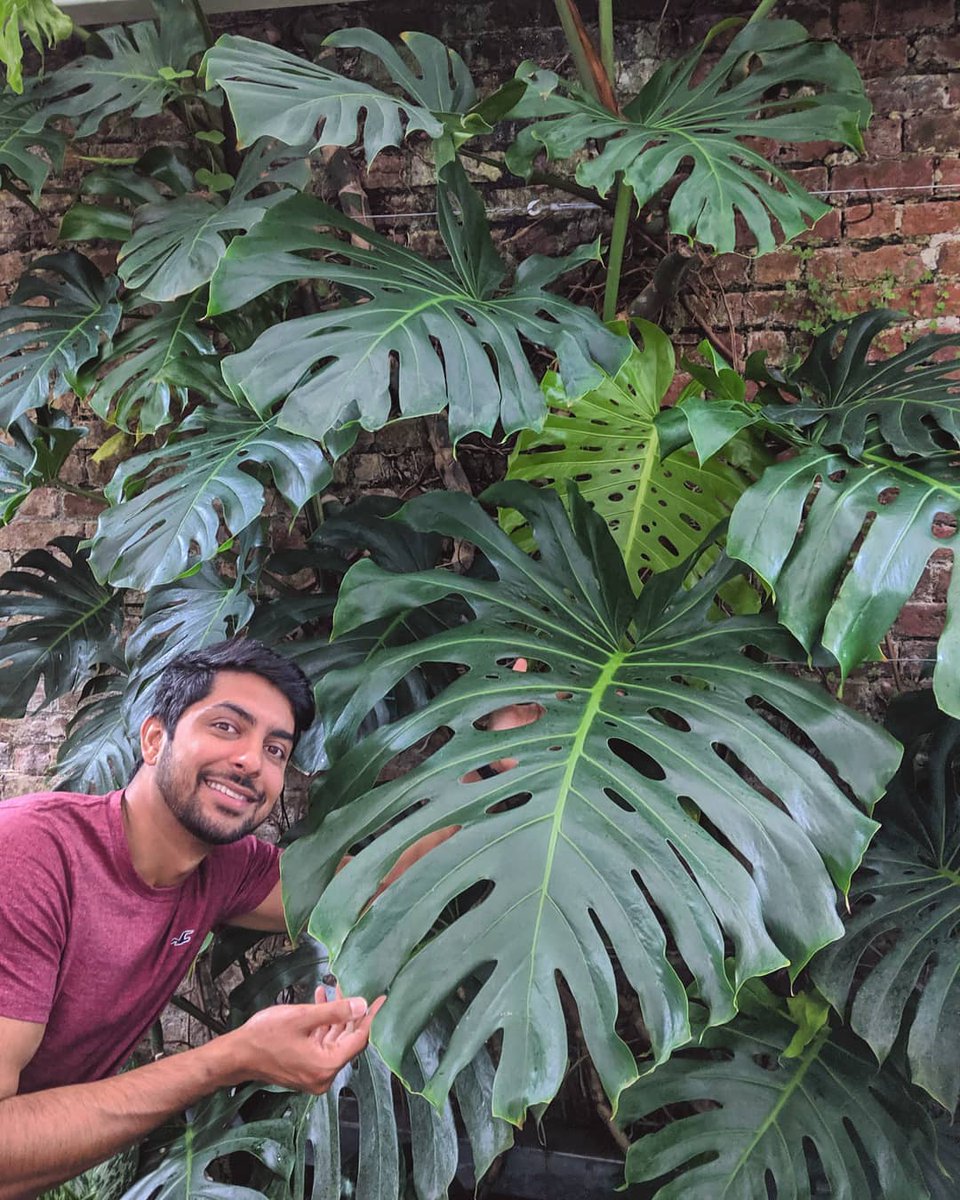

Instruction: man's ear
[140,715,167,766]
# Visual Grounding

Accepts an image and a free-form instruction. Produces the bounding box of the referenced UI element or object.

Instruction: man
[0,639,455,1200]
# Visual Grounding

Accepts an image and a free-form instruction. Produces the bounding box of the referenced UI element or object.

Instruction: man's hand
[227,992,385,1095]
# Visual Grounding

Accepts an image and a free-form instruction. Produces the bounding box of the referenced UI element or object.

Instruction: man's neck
[122,772,209,888]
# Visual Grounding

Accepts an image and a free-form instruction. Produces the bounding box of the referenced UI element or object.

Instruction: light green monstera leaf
[507,19,870,254]
[503,321,765,593]
[0,0,72,94]
[279,482,898,1126]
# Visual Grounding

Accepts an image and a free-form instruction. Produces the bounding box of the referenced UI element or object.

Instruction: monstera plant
[2,0,957,1196]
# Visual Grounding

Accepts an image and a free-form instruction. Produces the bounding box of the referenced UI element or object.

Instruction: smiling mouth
[203,777,261,807]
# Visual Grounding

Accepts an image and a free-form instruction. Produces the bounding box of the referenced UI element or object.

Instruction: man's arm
[0,995,380,1200]
[232,825,461,932]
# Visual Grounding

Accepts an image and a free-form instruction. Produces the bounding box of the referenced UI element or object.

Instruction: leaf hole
[609,737,666,781]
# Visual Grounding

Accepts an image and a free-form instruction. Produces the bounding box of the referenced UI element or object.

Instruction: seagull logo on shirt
[170,929,195,947]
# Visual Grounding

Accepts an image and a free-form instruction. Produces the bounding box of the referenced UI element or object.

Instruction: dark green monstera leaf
[121,1085,294,1199]
[89,391,334,590]
[0,251,121,428]
[279,483,897,1125]
[757,310,960,458]
[0,537,125,717]
[59,146,195,244]
[211,163,627,445]
[503,321,765,592]
[117,139,310,303]
[618,979,933,1199]
[53,674,135,794]
[203,32,445,161]
[0,86,65,199]
[34,10,204,137]
[78,294,214,433]
[213,943,513,1200]
[727,446,960,714]
[0,410,84,523]
[812,690,960,1111]
[507,19,869,254]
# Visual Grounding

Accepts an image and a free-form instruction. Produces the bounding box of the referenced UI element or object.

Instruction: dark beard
[155,745,266,846]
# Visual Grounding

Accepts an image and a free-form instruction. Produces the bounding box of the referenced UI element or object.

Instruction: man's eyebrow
[212,702,295,743]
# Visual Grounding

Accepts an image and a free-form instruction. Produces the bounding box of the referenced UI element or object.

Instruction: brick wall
[1,0,958,793]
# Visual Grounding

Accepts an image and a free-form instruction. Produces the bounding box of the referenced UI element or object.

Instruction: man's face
[150,670,296,846]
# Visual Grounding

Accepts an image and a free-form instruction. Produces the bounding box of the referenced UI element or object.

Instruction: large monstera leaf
[812,691,960,1111]
[0,251,121,428]
[78,294,214,433]
[618,979,934,1199]
[89,394,334,590]
[0,537,125,717]
[0,86,64,199]
[129,948,512,1200]
[503,321,764,591]
[204,31,454,161]
[280,483,897,1124]
[212,164,627,444]
[116,140,309,304]
[34,10,203,136]
[507,19,868,254]
[758,310,960,458]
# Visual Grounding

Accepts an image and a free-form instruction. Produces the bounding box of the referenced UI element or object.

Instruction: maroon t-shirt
[0,790,280,1093]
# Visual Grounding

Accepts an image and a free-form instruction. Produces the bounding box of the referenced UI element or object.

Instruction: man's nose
[230,737,263,775]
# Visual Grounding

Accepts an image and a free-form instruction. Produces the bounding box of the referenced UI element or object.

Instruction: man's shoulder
[0,790,119,832]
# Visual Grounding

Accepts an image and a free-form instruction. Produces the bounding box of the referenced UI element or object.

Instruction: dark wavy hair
[150,639,315,744]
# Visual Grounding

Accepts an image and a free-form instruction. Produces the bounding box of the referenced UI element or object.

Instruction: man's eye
[212,720,236,733]
[267,745,287,761]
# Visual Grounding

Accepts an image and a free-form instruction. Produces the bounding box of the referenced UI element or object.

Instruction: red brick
[809,242,926,286]
[893,603,947,638]
[938,160,960,188]
[831,157,935,197]
[711,253,752,289]
[13,488,60,518]
[862,116,903,159]
[746,329,788,362]
[870,76,948,117]
[844,201,900,238]
[0,252,24,287]
[840,2,951,34]
[905,114,960,155]
[901,200,960,236]
[739,289,812,326]
[62,493,107,518]
[795,208,842,245]
[937,241,960,276]
[754,248,803,285]
[791,166,829,195]
[912,33,960,67]
[851,37,909,75]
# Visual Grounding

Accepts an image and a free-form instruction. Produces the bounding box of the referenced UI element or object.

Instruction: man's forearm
[0,1034,245,1200]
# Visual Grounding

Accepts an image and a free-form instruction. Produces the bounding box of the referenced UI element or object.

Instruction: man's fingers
[304,996,368,1029]
[512,657,528,673]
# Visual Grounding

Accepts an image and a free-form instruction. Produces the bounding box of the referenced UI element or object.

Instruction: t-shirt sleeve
[210,836,281,924]
[0,813,70,1025]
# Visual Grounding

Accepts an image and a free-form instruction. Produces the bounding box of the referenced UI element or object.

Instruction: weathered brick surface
[2,0,960,793]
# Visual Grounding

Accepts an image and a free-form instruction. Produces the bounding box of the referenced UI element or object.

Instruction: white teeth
[206,779,248,803]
